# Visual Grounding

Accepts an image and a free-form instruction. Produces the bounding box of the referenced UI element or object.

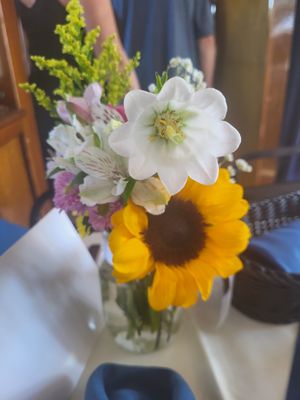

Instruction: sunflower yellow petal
[187,258,216,301]
[175,178,199,202]
[176,170,249,223]
[112,238,152,282]
[123,201,148,237]
[111,208,125,227]
[214,256,243,278]
[197,180,244,208]
[108,224,132,253]
[206,220,251,256]
[198,248,244,278]
[218,168,230,181]
[172,268,199,308]
[148,263,177,311]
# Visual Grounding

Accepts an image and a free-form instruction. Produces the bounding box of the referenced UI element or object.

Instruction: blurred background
[0,0,298,226]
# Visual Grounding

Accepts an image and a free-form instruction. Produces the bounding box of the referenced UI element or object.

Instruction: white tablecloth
[71,305,298,400]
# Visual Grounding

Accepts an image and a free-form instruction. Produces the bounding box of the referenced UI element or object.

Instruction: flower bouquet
[22,0,251,353]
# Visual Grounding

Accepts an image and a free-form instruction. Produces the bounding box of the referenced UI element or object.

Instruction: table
[71,312,221,400]
[71,304,298,400]
[2,216,298,399]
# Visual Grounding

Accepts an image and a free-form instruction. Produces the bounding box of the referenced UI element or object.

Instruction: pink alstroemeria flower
[56,83,126,124]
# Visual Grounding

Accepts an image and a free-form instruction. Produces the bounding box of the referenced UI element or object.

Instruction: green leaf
[93,132,101,148]
[155,71,169,93]
[70,171,86,187]
[47,166,64,178]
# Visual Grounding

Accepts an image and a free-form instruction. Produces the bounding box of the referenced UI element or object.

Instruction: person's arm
[18,0,36,6]
[70,0,140,89]
[198,35,216,87]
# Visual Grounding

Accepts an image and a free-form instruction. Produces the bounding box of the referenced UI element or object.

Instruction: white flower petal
[128,153,157,180]
[79,176,117,206]
[56,101,72,124]
[190,88,227,120]
[157,77,192,103]
[109,122,135,157]
[67,97,92,123]
[47,124,83,158]
[209,121,241,157]
[84,83,102,107]
[75,147,119,179]
[124,90,156,120]
[187,153,219,185]
[92,103,124,124]
[184,116,241,159]
[131,177,170,215]
[53,157,80,175]
[112,178,127,196]
[157,164,188,195]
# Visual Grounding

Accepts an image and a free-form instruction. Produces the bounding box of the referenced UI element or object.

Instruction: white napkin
[0,209,104,400]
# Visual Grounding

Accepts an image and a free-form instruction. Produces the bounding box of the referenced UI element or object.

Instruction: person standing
[112,0,216,89]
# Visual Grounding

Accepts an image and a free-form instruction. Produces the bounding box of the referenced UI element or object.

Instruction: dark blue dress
[16,0,67,160]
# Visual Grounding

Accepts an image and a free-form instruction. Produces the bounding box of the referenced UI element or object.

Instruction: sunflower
[109,169,251,311]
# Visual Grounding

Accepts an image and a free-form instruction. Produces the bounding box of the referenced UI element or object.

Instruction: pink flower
[53,171,86,214]
[88,201,122,232]
[113,105,127,122]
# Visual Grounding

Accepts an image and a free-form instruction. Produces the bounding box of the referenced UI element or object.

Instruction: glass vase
[100,262,182,353]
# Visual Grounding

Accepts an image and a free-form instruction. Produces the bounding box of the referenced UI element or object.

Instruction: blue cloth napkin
[247,219,300,274]
[0,219,28,256]
[85,363,196,400]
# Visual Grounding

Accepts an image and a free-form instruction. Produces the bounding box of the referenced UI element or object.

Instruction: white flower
[51,157,80,175]
[169,57,180,68]
[75,147,127,206]
[92,118,123,155]
[47,124,85,159]
[235,158,253,173]
[109,77,241,194]
[184,75,191,84]
[224,153,234,162]
[183,58,193,73]
[46,160,60,177]
[131,177,170,215]
[79,176,122,206]
[227,165,236,177]
[148,83,157,93]
[71,115,94,138]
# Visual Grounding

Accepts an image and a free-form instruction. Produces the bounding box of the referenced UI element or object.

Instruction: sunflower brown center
[143,198,207,266]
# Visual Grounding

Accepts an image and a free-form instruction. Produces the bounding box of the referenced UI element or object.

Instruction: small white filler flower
[109,77,241,194]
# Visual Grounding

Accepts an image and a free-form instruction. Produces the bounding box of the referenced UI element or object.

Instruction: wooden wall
[215,0,296,184]
[0,1,47,226]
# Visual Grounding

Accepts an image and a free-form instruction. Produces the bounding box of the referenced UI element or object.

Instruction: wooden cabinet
[0,0,47,226]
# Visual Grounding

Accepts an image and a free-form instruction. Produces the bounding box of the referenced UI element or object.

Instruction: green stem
[154,313,163,350]
[167,307,176,342]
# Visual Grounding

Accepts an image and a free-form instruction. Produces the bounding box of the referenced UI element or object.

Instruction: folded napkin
[85,363,196,400]
[0,220,27,255]
[247,219,300,274]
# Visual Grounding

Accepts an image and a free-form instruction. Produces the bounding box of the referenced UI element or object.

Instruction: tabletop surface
[1,215,298,400]
[71,305,298,400]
